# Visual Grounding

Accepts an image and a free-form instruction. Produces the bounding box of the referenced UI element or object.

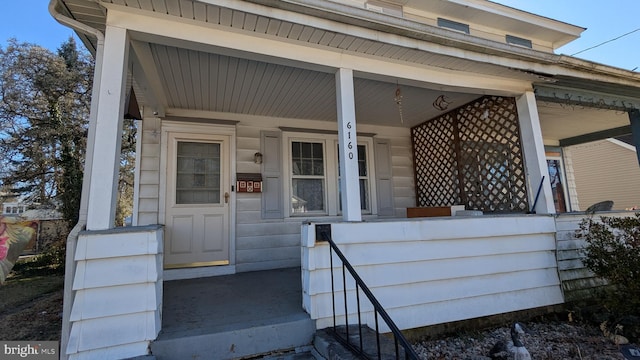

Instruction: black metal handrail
[323,235,420,360]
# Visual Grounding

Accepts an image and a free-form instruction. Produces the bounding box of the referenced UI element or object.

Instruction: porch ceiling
[57,0,637,139]
[138,40,632,138]
[143,42,482,127]
[537,101,631,145]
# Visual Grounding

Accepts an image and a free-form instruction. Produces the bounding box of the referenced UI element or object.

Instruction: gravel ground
[413,321,633,359]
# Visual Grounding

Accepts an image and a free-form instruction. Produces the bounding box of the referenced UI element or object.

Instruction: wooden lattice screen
[411,96,529,213]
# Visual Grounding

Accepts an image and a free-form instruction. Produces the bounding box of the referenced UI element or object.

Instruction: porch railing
[321,231,420,360]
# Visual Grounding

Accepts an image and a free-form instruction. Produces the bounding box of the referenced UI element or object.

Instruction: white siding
[136,117,414,272]
[555,211,631,301]
[302,216,563,331]
[233,120,413,272]
[67,226,163,359]
[137,117,162,225]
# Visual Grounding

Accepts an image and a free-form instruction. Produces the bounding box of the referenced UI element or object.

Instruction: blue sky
[1,1,638,71]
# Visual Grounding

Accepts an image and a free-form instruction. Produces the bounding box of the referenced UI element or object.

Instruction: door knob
[224,192,230,203]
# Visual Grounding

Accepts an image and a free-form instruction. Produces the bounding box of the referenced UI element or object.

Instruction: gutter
[48,1,104,359]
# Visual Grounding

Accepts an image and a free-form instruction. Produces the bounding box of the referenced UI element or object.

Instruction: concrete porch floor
[151,267,316,359]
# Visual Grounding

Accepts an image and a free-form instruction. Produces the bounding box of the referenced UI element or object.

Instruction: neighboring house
[1,203,67,253]
[565,136,640,211]
[48,0,640,359]
[2,202,27,216]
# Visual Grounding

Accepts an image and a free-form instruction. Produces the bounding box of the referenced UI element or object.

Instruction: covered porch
[50,0,640,359]
[152,267,315,359]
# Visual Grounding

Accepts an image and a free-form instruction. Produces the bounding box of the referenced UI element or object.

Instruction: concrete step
[150,316,316,360]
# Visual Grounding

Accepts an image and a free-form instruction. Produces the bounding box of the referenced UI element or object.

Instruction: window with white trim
[285,133,375,217]
[291,140,326,214]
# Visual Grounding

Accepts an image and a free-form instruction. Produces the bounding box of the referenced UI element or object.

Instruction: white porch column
[336,68,362,222]
[629,109,640,167]
[86,25,130,230]
[516,91,555,214]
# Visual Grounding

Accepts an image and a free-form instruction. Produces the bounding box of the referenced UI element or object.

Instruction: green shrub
[577,213,640,315]
[12,241,66,277]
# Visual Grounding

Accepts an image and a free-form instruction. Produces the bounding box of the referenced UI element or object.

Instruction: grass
[0,250,65,341]
[0,274,64,312]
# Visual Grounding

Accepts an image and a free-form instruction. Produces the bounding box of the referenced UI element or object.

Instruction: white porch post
[516,91,555,214]
[336,68,362,222]
[86,25,130,230]
[629,109,640,167]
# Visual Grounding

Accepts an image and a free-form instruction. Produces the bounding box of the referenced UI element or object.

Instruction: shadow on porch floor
[151,267,316,359]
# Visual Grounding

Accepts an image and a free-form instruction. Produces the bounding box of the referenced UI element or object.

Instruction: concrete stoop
[150,317,316,360]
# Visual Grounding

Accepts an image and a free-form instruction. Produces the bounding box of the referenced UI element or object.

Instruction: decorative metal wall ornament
[433,94,452,111]
[394,84,404,124]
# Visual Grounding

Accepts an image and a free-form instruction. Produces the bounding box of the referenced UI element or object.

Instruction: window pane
[313,143,323,158]
[358,145,367,176]
[337,180,369,211]
[176,141,221,204]
[302,142,312,158]
[292,179,324,213]
[359,179,369,210]
[292,141,324,176]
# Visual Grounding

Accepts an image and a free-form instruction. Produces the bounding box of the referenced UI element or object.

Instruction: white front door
[164,132,230,268]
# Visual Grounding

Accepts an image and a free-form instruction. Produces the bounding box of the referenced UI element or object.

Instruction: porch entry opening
[164,133,230,269]
[411,96,529,213]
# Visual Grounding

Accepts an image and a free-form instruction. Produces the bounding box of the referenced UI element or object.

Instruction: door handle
[224,192,230,203]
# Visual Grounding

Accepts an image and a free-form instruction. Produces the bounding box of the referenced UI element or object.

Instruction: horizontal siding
[302,216,563,331]
[140,119,415,272]
[389,132,414,216]
[68,228,163,359]
[568,140,640,211]
[233,120,414,272]
[137,118,161,226]
[554,212,631,301]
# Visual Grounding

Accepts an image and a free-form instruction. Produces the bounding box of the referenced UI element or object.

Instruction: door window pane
[176,141,221,204]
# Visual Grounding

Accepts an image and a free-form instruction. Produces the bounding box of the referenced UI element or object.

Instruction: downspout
[48,1,104,358]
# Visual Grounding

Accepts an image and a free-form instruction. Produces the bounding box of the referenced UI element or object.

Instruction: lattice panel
[411,113,459,206]
[411,96,529,213]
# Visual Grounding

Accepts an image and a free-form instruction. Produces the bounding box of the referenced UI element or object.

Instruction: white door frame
[160,121,237,280]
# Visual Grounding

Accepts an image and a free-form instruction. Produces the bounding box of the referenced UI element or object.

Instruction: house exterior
[565,136,640,210]
[49,0,640,359]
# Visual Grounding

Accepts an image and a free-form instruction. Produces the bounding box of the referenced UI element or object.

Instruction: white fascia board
[104,8,533,94]
[102,0,640,89]
[99,0,547,69]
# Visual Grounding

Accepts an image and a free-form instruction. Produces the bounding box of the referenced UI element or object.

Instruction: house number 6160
[347,122,354,159]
